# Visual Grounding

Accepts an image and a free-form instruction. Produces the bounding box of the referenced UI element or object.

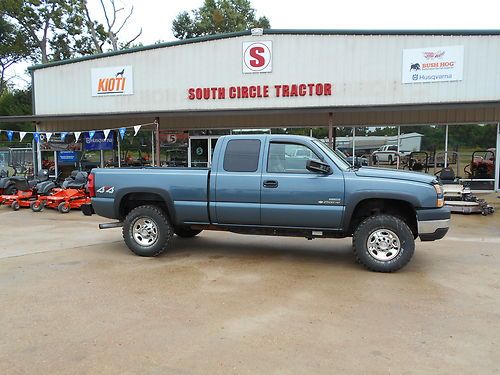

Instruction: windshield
[313,140,351,171]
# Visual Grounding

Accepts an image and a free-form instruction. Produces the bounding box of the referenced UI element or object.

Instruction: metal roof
[28,28,500,71]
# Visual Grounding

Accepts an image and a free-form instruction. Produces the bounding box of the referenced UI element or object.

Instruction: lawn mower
[436,167,495,215]
[0,170,57,211]
[31,171,90,214]
[0,169,17,195]
[464,149,496,179]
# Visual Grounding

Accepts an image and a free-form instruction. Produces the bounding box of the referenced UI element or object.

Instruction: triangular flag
[60,132,68,141]
[74,132,81,142]
[119,127,126,139]
[19,131,27,141]
[103,129,111,139]
[89,130,96,139]
[46,132,53,141]
[33,132,40,143]
[7,131,14,141]
[133,125,141,136]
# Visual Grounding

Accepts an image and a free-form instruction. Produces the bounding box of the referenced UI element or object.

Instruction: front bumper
[417,207,451,241]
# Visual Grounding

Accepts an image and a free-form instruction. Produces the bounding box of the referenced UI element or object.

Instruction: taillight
[88,173,95,197]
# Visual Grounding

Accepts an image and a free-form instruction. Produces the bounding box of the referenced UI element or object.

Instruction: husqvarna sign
[91,66,134,96]
[242,41,272,73]
[402,46,464,84]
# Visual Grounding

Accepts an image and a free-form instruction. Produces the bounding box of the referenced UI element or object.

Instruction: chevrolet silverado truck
[84,135,450,272]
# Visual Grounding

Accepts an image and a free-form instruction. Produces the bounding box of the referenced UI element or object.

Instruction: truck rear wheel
[123,205,173,257]
[353,214,414,272]
[174,227,202,238]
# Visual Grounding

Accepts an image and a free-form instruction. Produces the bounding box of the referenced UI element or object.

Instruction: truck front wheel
[123,205,173,257]
[353,214,415,272]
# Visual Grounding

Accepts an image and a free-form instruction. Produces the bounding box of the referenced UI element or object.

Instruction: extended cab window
[223,139,261,172]
[267,143,321,173]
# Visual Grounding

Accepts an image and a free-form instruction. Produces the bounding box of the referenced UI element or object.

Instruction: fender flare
[343,191,420,229]
[114,187,176,223]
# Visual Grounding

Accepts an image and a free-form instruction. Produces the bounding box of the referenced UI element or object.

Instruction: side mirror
[306,159,331,174]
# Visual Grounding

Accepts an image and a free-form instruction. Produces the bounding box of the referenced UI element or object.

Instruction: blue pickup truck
[85,135,450,272]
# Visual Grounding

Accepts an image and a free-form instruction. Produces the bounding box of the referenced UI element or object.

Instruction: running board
[99,222,124,229]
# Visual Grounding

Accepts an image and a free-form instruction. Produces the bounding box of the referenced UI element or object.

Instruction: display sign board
[91,66,133,96]
[40,133,82,151]
[84,131,115,150]
[242,41,272,73]
[402,45,464,84]
[159,131,188,148]
[58,151,78,164]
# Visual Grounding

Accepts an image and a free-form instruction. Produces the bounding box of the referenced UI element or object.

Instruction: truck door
[260,140,344,229]
[212,138,263,225]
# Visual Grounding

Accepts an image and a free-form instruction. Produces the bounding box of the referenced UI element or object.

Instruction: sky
[8,0,500,86]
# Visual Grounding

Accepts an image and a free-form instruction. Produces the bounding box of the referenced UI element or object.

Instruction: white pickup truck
[372,145,410,165]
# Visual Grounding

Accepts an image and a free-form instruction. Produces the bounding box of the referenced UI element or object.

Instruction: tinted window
[268,143,321,173]
[223,139,261,172]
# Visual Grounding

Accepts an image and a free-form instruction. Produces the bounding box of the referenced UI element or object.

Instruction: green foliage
[0,14,31,93]
[0,87,33,134]
[173,0,271,39]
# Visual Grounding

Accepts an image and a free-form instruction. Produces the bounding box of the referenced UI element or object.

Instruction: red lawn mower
[0,170,57,210]
[31,171,90,213]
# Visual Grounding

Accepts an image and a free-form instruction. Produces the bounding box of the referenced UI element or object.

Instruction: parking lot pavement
[0,209,499,375]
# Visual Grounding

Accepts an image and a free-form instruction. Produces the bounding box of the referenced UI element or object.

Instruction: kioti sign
[91,66,134,96]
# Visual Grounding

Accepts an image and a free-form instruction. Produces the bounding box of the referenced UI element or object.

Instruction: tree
[80,0,142,52]
[0,15,30,94]
[173,0,270,40]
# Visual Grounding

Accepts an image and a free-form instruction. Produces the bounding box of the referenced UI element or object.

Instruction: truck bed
[91,167,210,223]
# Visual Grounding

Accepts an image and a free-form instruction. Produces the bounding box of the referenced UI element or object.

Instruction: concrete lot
[0,206,499,375]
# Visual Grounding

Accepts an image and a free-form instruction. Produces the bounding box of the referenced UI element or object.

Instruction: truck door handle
[263,180,278,188]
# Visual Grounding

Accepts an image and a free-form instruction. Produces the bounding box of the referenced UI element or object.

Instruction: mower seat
[37,180,57,195]
[438,167,457,184]
[65,172,88,189]
[12,178,31,192]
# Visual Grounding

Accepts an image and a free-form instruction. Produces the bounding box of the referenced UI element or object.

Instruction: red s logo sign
[249,46,265,67]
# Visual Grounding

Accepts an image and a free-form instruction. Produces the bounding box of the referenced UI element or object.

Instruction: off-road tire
[11,201,20,211]
[123,205,173,257]
[353,214,415,272]
[174,227,202,238]
[30,201,44,212]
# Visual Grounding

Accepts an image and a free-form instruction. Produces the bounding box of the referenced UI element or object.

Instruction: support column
[352,127,356,167]
[151,130,155,166]
[36,123,42,172]
[397,126,401,169]
[495,122,500,192]
[100,150,104,168]
[328,112,333,148]
[444,124,449,168]
[155,117,161,167]
[117,134,121,168]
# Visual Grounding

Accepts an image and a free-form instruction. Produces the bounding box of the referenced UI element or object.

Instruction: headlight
[434,184,444,207]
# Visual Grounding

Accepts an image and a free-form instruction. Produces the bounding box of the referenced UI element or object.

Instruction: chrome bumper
[418,219,450,241]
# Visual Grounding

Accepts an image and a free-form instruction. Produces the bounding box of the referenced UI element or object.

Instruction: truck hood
[354,167,436,185]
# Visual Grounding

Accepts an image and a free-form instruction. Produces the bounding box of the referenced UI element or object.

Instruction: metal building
[1,30,499,190]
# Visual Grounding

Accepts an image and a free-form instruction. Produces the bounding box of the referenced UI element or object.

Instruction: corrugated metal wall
[33,34,500,116]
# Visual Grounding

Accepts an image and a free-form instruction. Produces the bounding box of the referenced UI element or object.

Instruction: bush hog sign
[402,46,464,84]
[91,66,133,96]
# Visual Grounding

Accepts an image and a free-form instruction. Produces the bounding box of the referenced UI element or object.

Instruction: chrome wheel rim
[132,217,159,247]
[367,229,401,261]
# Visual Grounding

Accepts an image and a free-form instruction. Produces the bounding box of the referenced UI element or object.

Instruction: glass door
[190,138,209,167]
